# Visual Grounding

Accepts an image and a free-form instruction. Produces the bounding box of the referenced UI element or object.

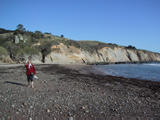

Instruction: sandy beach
[0,64,160,120]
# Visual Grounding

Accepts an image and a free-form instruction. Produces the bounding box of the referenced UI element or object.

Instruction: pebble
[81,106,89,113]
[138,101,141,104]
[29,117,32,120]
[23,102,27,106]
[69,117,73,120]
[85,110,89,113]
[47,109,50,113]
[18,109,21,112]
[68,112,73,117]
[12,104,15,108]
[82,106,86,109]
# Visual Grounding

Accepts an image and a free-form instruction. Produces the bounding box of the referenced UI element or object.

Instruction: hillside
[0,27,160,64]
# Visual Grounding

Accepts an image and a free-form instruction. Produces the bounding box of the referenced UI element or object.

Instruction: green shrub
[76,41,119,53]
[44,32,51,35]
[14,48,24,56]
[23,46,39,55]
[39,40,60,55]
[0,38,7,46]
[61,40,80,48]
[33,31,44,39]
[61,34,64,38]
[0,46,8,56]
[77,41,107,53]
[13,46,39,57]
[126,45,136,49]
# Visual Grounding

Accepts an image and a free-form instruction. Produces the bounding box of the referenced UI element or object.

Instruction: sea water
[96,63,160,81]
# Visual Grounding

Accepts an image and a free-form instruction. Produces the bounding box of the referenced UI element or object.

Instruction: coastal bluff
[0,28,160,64]
[44,43,160,64]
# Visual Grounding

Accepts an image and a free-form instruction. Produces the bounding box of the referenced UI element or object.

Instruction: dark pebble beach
[0,64,160,120]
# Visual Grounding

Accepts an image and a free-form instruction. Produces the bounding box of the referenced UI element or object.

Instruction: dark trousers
[27,74,34,82]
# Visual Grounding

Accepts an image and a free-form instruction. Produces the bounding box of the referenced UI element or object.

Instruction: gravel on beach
[0,64,160,120]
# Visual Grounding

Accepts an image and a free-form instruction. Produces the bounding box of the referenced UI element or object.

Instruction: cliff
[44,43,160,64]
[0,28,160,64]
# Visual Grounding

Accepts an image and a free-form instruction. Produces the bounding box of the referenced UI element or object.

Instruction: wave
[143,63,160,67]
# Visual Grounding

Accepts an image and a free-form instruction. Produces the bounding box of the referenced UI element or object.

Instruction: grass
[77,41,118,53]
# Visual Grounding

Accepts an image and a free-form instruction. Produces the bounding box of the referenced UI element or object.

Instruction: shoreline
[1,60,160,66]
[87,61,160,65]
[1,63,159,83]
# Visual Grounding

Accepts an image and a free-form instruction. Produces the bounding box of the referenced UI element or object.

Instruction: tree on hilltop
[127,45,136,49]
[34,30,43,38]
[16,24,26,32]
[61,34,64,38]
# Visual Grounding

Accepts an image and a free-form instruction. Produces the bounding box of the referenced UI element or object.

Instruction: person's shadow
[4,81,26,87]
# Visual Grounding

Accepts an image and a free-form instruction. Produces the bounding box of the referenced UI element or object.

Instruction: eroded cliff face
[43,43,160,64]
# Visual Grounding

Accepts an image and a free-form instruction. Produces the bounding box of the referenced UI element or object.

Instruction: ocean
[96,63,160,81]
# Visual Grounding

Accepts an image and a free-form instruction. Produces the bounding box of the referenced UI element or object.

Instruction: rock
[23,102,27,106]
[68,112,73,117]
[81,105,88,110]
[85,109,89,113]
[100,111,104,114]
[69,117,73,120]
[12,104,15,108]
[29,117,32,120]
[30,106,33,109]
[81,106,89,113]
[47,109,50,113]
[138,101,141,104]
[14,35,19,44]
[18,109,21,112]
[81,106,85,110]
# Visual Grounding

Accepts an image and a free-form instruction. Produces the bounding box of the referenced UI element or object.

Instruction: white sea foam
[143,63,160,67]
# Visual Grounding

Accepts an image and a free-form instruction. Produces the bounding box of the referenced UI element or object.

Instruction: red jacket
[25,63,36,75]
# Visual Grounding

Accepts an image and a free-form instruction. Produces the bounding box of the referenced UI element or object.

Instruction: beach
[0,64,160,120]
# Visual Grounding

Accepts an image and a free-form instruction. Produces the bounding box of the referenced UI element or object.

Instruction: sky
[0,0,160,52]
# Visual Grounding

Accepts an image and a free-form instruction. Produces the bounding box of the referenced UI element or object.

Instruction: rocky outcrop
[0,55,13,64]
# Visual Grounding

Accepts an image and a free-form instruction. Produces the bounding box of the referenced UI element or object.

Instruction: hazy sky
[0,0,160,52]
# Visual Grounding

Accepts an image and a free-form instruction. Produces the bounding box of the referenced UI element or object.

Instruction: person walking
[25,56,36,88]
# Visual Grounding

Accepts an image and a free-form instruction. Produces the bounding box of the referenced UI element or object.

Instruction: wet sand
[0,64,160,120]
